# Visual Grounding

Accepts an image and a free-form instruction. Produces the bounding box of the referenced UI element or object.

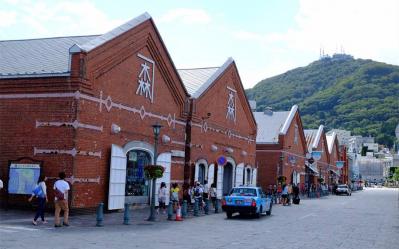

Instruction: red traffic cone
[175,205,183,221]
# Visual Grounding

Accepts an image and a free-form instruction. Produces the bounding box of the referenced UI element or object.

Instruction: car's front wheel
[226,212,233,219]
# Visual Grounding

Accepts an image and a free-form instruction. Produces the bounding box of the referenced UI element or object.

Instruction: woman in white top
[28,175,48,225]
[158,182,167,214]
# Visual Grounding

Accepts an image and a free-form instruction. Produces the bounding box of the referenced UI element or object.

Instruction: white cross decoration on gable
[226,86,236,122]
[136,53,155,103]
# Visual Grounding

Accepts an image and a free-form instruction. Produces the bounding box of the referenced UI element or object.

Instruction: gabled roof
[304,125,324,151]
[178,67,219,96]
[254,105,298,143]
[178,58,234,98]
[326,132,337,154]
[304,129,318,151]
[71,12,151,53]
[0,12,152,79]
[0,35,98,78]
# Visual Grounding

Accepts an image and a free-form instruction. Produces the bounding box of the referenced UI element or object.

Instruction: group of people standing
[267,183,300,206]
[157,180,218,213]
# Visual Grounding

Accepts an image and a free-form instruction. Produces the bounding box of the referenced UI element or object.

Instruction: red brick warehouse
[304,125,331,185]
[179,58,257,198]
[0,12,257,210]
[326,132,341,185]
[254,105,307,190]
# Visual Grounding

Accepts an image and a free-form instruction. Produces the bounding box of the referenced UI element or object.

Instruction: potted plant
[144,165,165,179]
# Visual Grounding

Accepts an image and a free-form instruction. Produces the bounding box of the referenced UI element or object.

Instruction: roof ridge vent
[264,106,273,115]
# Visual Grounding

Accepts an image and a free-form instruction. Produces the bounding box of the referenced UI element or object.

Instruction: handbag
[54,188,65,200]
[32,185,44,197]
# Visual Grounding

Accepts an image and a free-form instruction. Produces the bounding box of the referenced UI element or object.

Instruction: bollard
[182,200,188,218]
[194,199,199,216]
[96,202,104,227]
[204,198,209,215]
[214,199,219,213]
[123,203,130,225]
[167,202,174,221]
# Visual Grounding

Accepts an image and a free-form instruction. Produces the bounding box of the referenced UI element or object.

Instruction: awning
[330,169,340,176]
[306,163,318,174]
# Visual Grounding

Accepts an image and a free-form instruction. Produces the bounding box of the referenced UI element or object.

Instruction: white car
[336,184,351,196]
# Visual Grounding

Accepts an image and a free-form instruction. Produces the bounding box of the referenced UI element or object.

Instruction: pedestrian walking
[292,184,300,204]
[277,183,282,204]
[281,184,289,206]
[273,184,277,204]
[158,182,167,214]
[28,175,48,225]
[209,183,217,208]
[287,184,293,205]
[203,180,209,200]
[54,171,70,227]
[193,181,204,210]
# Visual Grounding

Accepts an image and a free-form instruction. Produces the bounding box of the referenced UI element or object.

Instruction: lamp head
[152,122,163,136]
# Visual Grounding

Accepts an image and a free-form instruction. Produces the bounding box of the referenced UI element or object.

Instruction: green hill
[246,54,399,147]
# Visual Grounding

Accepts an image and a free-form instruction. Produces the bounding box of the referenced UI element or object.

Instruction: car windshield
[230,188,257,196]
[338,185,347,188]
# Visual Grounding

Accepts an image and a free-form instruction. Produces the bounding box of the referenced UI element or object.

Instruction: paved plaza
[0,188,398,249]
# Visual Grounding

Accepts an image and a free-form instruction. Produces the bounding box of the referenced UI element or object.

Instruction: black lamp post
[148,122,162,221]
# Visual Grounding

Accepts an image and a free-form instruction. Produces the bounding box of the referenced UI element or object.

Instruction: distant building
[327,129,351,147]
[358,157,384,183]
[254,105,308,188]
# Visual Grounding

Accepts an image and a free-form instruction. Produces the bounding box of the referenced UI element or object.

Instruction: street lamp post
[279,154,284,182]
[148,122,162,221]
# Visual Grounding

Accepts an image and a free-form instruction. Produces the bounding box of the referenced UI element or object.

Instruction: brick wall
[189,62,256,184]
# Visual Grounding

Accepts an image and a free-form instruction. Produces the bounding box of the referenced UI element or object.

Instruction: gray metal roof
[304,129,318,151]
[72,12,151,53]
[304,125,324,151]
[0,35,98,79]
[178,67,219,96]
[0,12,152,79]
[326,132,337,154]
[178,58,234,98]
[253,110,290,143]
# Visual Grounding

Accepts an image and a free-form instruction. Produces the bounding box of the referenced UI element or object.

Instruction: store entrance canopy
[306,163,318,174]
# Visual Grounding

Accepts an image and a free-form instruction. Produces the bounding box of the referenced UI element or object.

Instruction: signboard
[336,161,344,169]
[217,156,226,166]
[8,163,41,194]
[288,155,297,165]
[311,151,322,161]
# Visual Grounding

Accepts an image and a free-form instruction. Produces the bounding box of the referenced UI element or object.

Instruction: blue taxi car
[221,186,272,218]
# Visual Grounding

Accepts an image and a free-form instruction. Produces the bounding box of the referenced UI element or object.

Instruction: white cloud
[1,0,125,38]
[0,10,17,27]
[159,8,211,25]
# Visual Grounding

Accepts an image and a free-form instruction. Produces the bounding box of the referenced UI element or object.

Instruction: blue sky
[1,0,398,88]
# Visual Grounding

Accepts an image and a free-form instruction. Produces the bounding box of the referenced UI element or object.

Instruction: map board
[8,163,41,194]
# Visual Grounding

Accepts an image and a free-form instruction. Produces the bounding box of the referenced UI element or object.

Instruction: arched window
[246,168,251,185]
[198,164,206,185]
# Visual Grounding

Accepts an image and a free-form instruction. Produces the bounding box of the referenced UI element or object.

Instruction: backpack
[194,187,200,197]
[54,188,65,200]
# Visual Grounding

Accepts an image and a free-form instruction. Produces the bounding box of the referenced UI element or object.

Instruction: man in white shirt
[0,178,3,190]
[54,171,70,227]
